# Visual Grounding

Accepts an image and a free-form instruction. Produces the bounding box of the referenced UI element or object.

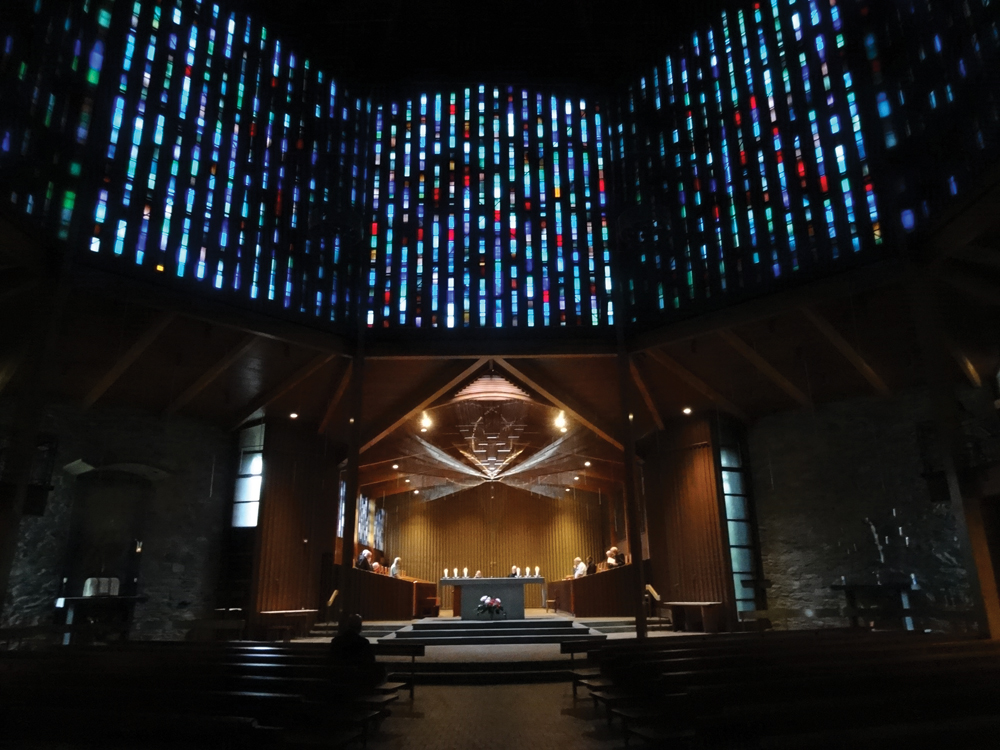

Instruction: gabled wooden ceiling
[5,173,1000,498]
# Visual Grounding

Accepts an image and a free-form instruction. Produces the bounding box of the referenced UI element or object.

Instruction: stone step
[392,627,584,640]
[378,633,602,646]
[408,618,572,631]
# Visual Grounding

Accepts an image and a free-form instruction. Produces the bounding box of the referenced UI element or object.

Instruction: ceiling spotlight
[628,413,634,421]
[420,413,432,429]
[405,479,411,483]
[420,428,427,433]
[413,489,420,495]
[584,461,591,467]
[392,464,399,470]
[574,476,580,481]
[560,427,568,433]
[554,411,567,430]
[565,488,571,492]
[682,407,692,415]
[289,413,299,419]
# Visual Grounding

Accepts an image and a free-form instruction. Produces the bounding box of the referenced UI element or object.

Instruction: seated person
[585,556,597,576]
[474,570,483,578]
[508,565,519,578]
[611,546,626,567]
[605,549,617,567]
[355,549,373,571]
[329,613,385,690]
[573,556,587,578]
[372,561,382,573]
[390,557,402,577]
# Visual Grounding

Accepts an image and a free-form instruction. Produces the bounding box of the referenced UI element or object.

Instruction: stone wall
[748,388,977,632]
[1,402,233,640]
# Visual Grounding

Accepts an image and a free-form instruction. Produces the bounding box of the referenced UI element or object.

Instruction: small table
[439,577,545,620]
[664,601,723,633]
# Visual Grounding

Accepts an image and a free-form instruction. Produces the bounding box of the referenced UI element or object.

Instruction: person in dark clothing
[585,556,597,576]
[329,613,385,689]
[355,549,373,571]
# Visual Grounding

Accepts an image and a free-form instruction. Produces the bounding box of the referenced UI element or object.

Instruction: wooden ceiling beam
[718,329,811,407]
[83,310,177,409]
[493,357,624,451]
[629,356,665,431]
[800,306,890,397]
[360,357,491,453]
[642,348,750,422]
[317,359,353,435]
[163,333,258,415]
[230,352,338,430]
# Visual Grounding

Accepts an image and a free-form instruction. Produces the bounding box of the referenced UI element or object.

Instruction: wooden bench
[373,641,424,700]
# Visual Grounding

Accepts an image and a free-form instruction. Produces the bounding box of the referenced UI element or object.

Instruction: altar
[439,577,545,620]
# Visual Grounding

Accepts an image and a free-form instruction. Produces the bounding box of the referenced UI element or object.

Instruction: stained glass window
[366,86,613,329]
[614,0,882,323]
[374,506,386,552]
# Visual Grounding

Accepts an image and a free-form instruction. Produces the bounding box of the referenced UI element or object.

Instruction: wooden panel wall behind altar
[382,482,605,611]
[640,417,734,629]
[249,418,341,634]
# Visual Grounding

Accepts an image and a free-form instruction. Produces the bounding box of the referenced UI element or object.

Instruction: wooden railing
[548,564,638,617]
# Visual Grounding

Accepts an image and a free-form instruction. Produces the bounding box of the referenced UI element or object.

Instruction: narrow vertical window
[231,423,264,527]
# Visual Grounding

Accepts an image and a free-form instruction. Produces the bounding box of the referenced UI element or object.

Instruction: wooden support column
[909,275,999,638]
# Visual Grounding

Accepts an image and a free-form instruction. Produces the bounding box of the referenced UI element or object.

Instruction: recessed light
[560,427,567,433]
[414,489,420,494]
[420,413,432,429]
[405,479,410,483]
[565,488,571,492]
[392,464,399,470]
[554,411,567,429]
[574,476,580,480]
[682,407,692,415]
[289,412,299,419]
[420,427,427,432]
[584,461,591,467]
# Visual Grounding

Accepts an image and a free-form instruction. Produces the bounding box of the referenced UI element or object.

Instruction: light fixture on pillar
[554,411,568,433]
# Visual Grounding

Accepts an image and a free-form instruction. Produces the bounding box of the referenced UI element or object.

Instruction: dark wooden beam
[718,329,811,407]
[230,352,338,430]
[318,360,353,435]
[163,334,258,415]
[642,348,750,422]
[629,356,665,431]
[800,306,890,397]
[632,259,902,352]
[360,357,490,453]
[83,310,177,409]
[494,357,624,451]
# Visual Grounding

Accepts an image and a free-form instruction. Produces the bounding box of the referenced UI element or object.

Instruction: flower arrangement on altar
[477,595,505,618]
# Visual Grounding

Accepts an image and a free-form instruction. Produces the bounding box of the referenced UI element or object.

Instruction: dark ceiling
[236,0,732,89]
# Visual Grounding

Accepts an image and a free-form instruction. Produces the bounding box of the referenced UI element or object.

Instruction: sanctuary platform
[381,615,602,646]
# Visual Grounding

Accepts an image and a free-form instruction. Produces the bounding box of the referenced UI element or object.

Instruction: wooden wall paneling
[644,419,732,616]
[383,483,604,611]
[252,419,339,620]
